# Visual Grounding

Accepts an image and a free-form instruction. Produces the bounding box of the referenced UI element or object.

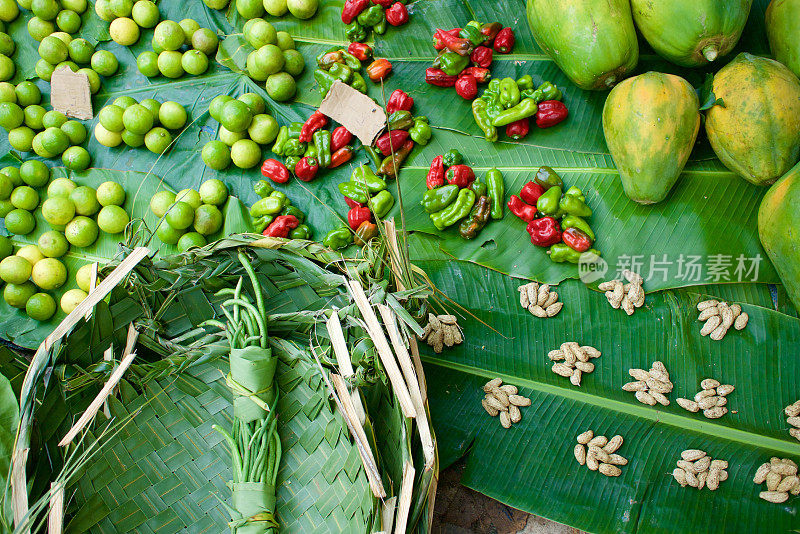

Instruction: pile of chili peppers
[265,110,356,183]
[249,180,312,238]
[422,149,505,239]
[507,166,600,263]
[314,46,369,96]
[342,0,409,44]
[425,21,515,100]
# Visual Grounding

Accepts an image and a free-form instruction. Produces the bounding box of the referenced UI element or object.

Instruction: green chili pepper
[289,224,311,239]
[430,188,476,230]
[323,226,353,250]
[439,51,470,76]
[365,146,382,168]
[313,129,332,168]
[328,62,353,84]
[250,196,285,218]
[538,81,562,101]
[499,77,521,109]
[316,46,341,65]
[466,20,481,31]
[350,72,367,93]
[472,98,498,142]
[484,167,504,219]
[520,87,539,101]
[443,149,463,167]
[536,185,561,215]
[252,215,274,233]
[492,98,537,127]
[368,190,394,218]
[345,21,368,42]
[254,180,274,198]
[564,185,585,202]
[458,195,491,239]
[352,165,387,193]
[481,89,499,104]
[373,18,387,34]
[388,110,414,130]
[421,184,459,213]
[340,50,362,70]
[270,191,287,203]
[459,24,484,46]
[357,4,384,26]
[559,192,592,217]
[470,179,487,197]
[280,205,305,222]
[516,75,534,90]
[303,144,317,159]
[561,215,595,241]
[534,166,564,189]
[283,138,306,157]
[487,79,500,93]
[409,117,432,145]
[338,181,370,204]
[313,69,337,96]
[271,126,288,156]
[549,244,601,264]
[285,155,300,171]
[287,122,304,139]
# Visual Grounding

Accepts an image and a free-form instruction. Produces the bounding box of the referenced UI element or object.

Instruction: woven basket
[10,235,438,533]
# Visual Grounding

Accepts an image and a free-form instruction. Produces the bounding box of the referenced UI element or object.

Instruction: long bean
[213,424,243,482]
[223,298,267,348]
[238,252,268,340]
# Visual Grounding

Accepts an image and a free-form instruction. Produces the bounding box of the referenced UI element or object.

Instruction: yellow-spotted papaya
[525,0,638,91]
[758,160,800,311]
[705,53,800,186]
[631,0,753,67]
[602,72,700,205]
[766,0,800,79]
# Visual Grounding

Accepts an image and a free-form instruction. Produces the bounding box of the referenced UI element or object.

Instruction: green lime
[0,256,33,284]
[40,127,70,155]
[282,49,305,76]
[218,125,245,146]
[165,200,194,229]
[90,50,118,77]
[182,49,209,75]
[47,177,76,197]
[151,36,163,54]
[157,50,184,78]
[199,178,228,205]
[191,28,218,55]
[201,140,231,170]
[154,20,184,51]
[27,17,55,42]
[178,18,200,44]
[5,209,35,235]
[113,96,138,110]
[78,67,101,93]
[0,53,12,81]
[144,127,172,154]
[16,82,42,107]
[275,31,295,51]
[230,138,261,168]
[0,0,18,21]
[158,101,187,130]
[122,103,154,135]
[98,104,125,132]
[236,0,264,18]
[238,92,266,115]
[70,185,100,216]
[42,109,67,128]
[64,215,98,247]
[220,99,253,133]
[31,257,66,290]
[150,190,176,217]
[110,17,140,46]
[97,205,129,233]
[0,32,14,56]
[193,203,222,235]
[1,167,21,186]
[266,72,296,102]
[62,0,88,13]
[131,0,159,28]
[0,81,15,103]
[246,51,265,81]
[0,235,10,259]
[31,133,56,158]
[0,173,10,199]
[23,104,46,130]
[20,160,50,187]
[54,60,78,73]
[286,0,318,19]
[39,35,68,64]
[41,196,75,226]
[62,146,90,170]
[75,263,93,291]
[109,0,133,16]
[56,9,81,34]
[248,114,279,144]
[96,181,126,206]
[94,123,122,147]
[0,200,13,217]
[38,230,68,257]
[253,44,285,78]
[136,50,160,77]
[175,188,201,209]
[60,288,87,313]
[177,231,206,252]
[156,221,184,244]
[10,186,39,211]
[67,38,94,64]
[8,127,35,152]
[60,120,87,145]
[263,0,288,16]
[50,31,72,45]
[208,94,233,122]
[32,0,59,20]
[4,282,36,309]
[26,292,56,321]
[17,244,44,265]
[121,130,145,147]
[244,19,276,49]
[203,0,229,9]
[0,101,23,130]
[138,99,160,121]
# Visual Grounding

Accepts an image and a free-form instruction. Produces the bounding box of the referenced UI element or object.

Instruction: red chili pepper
[480,22,502,44]
[299,111,328,142]
[426,155,444,189]
[460,66,491,84]
[493,27,515,54]
[434,28,473,56]
[330,146,353,168]
[366,58,392,82]
[347,42,373,62]
[385,2,408,25]
[455,74,478,100]
[527,216,562,247]
[425,67,457,87]
[387,89,413,114]
[294,157,319,182]
[342,0,369,24]
[505,117,529,140]
[520,181,545,205]
[331,126,353,152]
[345,196,364,208]
[536,100,569,128]
[433,28,460,50]
[470,46,493,68]
[260,158,290,183]
[348,206,372,230]
[562,227,592,252]
[445,164,475,188]
[263,215,299,238]
[371,0,392,5]
[375,129,410,156]
[507,195,537,222]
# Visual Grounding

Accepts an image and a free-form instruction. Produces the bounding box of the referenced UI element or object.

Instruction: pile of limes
[150,178,228,251]
[36,33,119,86]
[241,18,304,102]
[17,0,90,42]
[95,0,160,47]
[0,161,50,236]
[0,22,15,82]
[202,92,279,170]
[94,96,189,155]
[0,81,91,169]
[204,0,318,21]
[137,18,220,79]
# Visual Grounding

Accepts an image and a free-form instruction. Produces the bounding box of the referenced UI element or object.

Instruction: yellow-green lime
[139,99,160,121]
[31,132,56,158]
[109,17,139,46]
[0,101,23,130]
[42,109,66,128]
[47,177,76,197]
[230,138,261,168]
[60,288,87,313]
[56,9,81,33]
[113,95,137,110]
[238,92,266,115]
[16,0,31,11]
[38,230,69,257]
[41,196,75,225]
[97,205,129,233]
[40,126,70,155]
[178,18,200,44]
[286,0,318,19]
[50,31,72,45]
[165,200,194,229]
[31,257,67,290]
[95,0,114,20]
[54,60,78,72]
[182,49,209,75]
[177,231,206,252]
[193,203,222,235]
[131,0,159,28]
[263,0,288,16]
[94,122,123,147]
[0,200,12,217]
[136,50,160,77]
[275,31,295,51]
[0,53,12,81]
[122,103,154,135]
[26,292,56,321]
[78,68,101,93]
[144,127,172,154]
[244,19,276,49]
[17,244,44,265]
[61,120,87,144]
[191,28,218,55]
[10,186,39,210]
[236,0,264,18]
[75,263,94,291]
[96,181,125,206]
[27,17,55,42]
[0,256,32,284]
[218,125,245,146]
[159,101,187,129]
[99,105,126,132]
[155,221,183,244]
[62,0,88,13]
[39,35,68,63]
[8,127,35,151]
[90,50,118,76]
[20,160,50,187]
[4,282,36,308]
[201,140,231,170]
[175,188,201,209]
[64,215,98,247]
[246,50,267,81]
[154,20,184,51]
[220,99,253,132]
[208,94,233,122]
[199,178,228,205]
[121,129,145,147]
[1,167,21,186]
[62,146,91,170]
[252,44,284,77]
[0,33,14,57]
[248,114,279,144]
[266,72,296,102]
[32,0,59,20]
[203,0,229,9]
[0,235,11,259]
[151,36,163,54]
[282,49,305,76]
[5,208,35,235]
[0,173,10,199]
[70,185,100,216]
[24,105,46,130]
[149,190,175,217]
[109,0,133,17]
[157,50,184,78]
[67,38,94,64]
[0,0,19,21]
[0,81,15,102]
[35,59,55,81]
[15,82,41,107]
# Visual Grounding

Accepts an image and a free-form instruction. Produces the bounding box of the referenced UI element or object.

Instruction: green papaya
[766,0,800,79]
[758,160,800,311]
[525,0,638,90]
[602,72,700,204]
[631,0,752,67]
[705,53,800,186]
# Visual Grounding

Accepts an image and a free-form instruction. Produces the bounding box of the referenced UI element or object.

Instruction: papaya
[705,53,800,186]
[758,160,800,311]
[602,72,700,204]
[766,0,800,79]
[631,0,753,67]
[525,0,638,91]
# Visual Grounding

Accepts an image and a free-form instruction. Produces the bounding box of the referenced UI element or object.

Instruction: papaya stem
[702,45,718,62]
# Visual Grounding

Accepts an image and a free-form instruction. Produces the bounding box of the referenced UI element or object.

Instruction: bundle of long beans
[208,251,281,533]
